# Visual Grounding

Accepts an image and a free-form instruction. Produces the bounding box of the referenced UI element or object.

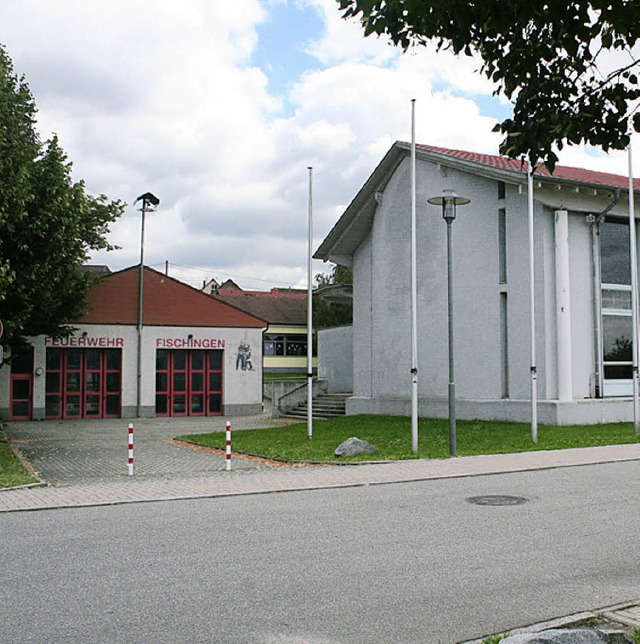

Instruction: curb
[462,598,640,643]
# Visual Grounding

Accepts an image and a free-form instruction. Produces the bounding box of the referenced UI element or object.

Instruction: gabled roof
[80,264,112,275]
[314,141,640,264]
[81,265,266,328]
[212,290,307,326]
[218,279,243,292]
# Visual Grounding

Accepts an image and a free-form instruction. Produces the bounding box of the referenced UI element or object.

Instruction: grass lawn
[0,439,38,488]
[177,415,640,463]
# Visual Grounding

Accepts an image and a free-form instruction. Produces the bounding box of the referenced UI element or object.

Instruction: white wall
[318,326,353,393]
[348,154,601,418]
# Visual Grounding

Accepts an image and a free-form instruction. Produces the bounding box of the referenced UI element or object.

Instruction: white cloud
[303,0,399,66]
[2,0,636,292]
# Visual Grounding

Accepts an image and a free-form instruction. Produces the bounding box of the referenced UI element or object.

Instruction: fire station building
[0,265,266,421]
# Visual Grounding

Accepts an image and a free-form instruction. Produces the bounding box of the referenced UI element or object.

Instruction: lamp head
[134,192,160,211]
[428,189,470,222]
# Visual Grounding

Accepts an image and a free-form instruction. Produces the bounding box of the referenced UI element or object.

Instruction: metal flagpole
[528,161,538,444]
[410,99,419,454]
[307,166,314,440]
[628,141,640,436]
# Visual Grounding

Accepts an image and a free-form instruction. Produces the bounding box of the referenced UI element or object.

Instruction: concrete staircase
[284,392,350,420]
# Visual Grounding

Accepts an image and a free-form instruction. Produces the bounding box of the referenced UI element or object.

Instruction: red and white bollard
[226,421,232,471]
[128,423,134,476]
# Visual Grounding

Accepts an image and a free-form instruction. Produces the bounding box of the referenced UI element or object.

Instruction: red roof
[82,266,266,327]
[413,143,640,191]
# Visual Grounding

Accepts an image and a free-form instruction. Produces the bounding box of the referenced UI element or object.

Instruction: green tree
[338,0,640,170]
[0,44,124,355]
[313,264,353,329]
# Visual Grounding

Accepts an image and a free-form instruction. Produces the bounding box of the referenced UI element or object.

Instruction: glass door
[64,349,82,419]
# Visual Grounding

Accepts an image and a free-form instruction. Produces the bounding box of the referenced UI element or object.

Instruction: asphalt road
[2,461,639,643]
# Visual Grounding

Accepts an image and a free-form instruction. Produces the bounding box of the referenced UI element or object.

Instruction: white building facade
[315,143,640,425]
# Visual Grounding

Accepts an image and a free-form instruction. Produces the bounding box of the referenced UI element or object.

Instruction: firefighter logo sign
[235,341,253,371]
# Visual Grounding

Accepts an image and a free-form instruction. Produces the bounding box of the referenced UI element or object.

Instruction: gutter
[590,189,621,398]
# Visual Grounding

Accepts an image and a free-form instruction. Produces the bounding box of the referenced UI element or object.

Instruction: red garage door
[45,348,122,419]
[155,349,223,417]
[10,350,34,421]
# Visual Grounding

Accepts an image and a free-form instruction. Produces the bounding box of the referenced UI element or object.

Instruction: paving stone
[3,419,640,513]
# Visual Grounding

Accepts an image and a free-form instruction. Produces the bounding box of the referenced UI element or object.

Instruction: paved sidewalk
[5,415,283,485]
[2,413,640,512]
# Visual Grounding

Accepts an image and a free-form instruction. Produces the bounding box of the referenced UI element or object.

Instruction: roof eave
[314,143,405,263]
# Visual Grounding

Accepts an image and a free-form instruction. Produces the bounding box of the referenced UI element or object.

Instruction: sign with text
[45,336,125,348]
[155,337,226,349]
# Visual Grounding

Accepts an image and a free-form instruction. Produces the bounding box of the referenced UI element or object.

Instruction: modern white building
[315,142,640,425]
[0,266,266,421]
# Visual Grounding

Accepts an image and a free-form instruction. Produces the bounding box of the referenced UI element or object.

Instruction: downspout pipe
[590,189,620,398]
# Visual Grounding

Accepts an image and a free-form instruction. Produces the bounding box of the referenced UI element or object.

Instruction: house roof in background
[81,265,266,328]
[80,264,112,275]
[212,290,307,326]
[218,278,243,292]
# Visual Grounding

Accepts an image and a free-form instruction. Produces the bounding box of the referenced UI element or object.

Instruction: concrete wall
[318,325,353,393]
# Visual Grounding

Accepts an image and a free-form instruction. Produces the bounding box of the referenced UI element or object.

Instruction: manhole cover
[465,495,528,506]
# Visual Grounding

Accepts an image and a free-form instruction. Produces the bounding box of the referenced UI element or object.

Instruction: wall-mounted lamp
[35,367,44,376]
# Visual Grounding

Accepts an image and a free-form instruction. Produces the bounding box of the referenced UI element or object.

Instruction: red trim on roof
[410,143,640,191]
[81,266,266,327]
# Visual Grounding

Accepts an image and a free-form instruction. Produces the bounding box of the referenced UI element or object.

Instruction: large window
[264,334,309,357]
[498,207,507,284]
[600,220,634,395]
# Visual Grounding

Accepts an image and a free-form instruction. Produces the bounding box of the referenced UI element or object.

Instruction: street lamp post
[428,190,470,456]
[133,192,159,417]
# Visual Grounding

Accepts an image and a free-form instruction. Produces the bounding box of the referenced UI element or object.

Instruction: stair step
[283,393,351,420]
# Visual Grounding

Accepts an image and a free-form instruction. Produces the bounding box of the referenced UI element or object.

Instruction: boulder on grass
[334,437,376,457]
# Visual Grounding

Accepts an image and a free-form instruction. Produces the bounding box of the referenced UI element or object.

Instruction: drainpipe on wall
[589,189,620,398]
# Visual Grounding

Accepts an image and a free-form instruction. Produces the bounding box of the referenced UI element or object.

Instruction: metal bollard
[128,423,134,476]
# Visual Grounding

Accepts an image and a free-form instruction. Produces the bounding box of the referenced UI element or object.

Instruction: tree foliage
[338,0,640,170]
[0,45,124,355]
[313,264,353,329]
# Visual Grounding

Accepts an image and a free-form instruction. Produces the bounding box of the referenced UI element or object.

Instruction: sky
[1,0,638,291]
